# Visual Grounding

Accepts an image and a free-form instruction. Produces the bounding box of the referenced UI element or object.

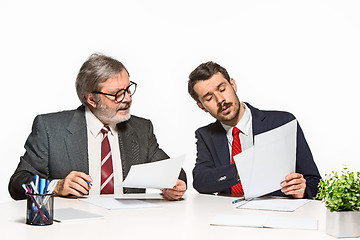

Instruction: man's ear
[197,102,208,113]
[85,93,97,108]
[229,78,237,92]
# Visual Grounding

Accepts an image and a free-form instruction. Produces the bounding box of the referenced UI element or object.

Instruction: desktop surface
[1,193,341,240]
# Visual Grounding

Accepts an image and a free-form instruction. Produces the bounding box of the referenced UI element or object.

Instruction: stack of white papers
[211,214,318,230]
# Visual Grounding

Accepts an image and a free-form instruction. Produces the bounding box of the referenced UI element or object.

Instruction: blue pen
[39,178,46,194]
[86,181,93,186]
[44,180,50,193]
[232,197,245,204]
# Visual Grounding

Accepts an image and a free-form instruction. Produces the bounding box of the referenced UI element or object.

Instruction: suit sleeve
[146,121,187,186]
[8,115,50,200]
[296,123,321,199]
[192,129,238,194]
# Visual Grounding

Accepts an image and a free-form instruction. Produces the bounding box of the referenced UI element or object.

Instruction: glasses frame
[92,81,137,103]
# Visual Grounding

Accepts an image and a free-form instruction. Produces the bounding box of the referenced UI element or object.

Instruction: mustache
[117,101,131,111]
[218,102,232,113]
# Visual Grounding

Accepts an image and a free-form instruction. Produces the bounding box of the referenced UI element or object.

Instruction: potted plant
[317,167,360,238]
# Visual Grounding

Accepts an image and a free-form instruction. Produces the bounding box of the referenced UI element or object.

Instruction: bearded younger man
[188,61,320,199]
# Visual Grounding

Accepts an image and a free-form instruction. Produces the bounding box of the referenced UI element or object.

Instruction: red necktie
[231,127,244,195]
[100,126,114,194]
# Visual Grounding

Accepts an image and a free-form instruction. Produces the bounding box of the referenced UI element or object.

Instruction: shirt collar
[85,107,116,137]
[221,102,252,136]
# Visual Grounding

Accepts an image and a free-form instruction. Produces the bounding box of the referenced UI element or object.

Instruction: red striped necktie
[231,127,244,195]
[100,125,114,194]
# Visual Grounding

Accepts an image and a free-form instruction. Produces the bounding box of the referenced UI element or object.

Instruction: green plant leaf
[316,167,360,212]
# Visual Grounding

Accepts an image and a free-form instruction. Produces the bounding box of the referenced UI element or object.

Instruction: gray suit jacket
[9,106,187,200]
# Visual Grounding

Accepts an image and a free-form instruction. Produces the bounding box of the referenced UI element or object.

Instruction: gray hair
[75,53,129,106]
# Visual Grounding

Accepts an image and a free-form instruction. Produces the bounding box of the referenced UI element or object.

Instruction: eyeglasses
[92,81,137,103]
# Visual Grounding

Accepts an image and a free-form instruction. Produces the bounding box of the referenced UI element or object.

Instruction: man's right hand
[54,171,92,197]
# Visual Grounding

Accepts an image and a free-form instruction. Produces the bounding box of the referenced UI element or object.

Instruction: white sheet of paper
[211,214,267,228]
[54,208,104,222]
[122,155,185,189]
[236,198,309,212]
[210,214,318,230]
[234,120,297,199]
[265,216,318,230]
[115,193,164,200]
[79,196,161,210]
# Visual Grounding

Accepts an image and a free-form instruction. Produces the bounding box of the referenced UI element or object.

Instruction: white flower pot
[326,208,360,238]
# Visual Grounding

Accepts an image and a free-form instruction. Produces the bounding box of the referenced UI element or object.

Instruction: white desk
[1,194,341,240]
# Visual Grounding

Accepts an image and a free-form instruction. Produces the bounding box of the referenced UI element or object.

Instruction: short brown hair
[188,61,230,102]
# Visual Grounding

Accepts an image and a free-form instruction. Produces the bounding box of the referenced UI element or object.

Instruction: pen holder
[26,193,54,225]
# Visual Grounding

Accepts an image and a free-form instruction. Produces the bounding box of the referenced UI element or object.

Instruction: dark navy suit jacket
[192,103,321,199]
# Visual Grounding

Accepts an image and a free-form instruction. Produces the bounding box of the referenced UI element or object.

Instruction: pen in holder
[26,192,54,225]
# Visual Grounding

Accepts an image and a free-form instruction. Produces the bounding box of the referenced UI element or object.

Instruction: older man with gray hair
[9,53,187,200]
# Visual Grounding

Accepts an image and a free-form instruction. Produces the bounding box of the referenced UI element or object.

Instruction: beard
[94,100,132,125]
[215,97,241,125]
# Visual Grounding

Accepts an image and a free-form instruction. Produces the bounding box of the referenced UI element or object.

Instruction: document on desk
[122,155,185,189]
[234,120,297,199]
[115,193,164,200]
[79,196,161,210]
[236,197,309,212]
[54,208,104,222]
[210,214,318,230]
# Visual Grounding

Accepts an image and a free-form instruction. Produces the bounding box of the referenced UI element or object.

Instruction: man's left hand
[162,179,186,201]
[280,173,306,199]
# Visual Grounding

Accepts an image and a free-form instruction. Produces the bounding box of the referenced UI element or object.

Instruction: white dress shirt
[85,107,123,195]
[221,102,254,163]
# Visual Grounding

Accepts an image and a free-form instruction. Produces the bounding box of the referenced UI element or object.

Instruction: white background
[1,0,359,203]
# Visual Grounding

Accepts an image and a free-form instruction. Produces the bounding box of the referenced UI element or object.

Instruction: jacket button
[218,176,227,182]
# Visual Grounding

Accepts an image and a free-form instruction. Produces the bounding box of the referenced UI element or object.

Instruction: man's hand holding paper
[162,179,187,200]
[281,173,306,199]
[122,155,186,200]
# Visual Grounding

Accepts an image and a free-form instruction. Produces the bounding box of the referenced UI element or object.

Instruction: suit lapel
[117,120,140,180]
[246,102,267,137]
[64,106,89,174]
[211,121,230,166]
